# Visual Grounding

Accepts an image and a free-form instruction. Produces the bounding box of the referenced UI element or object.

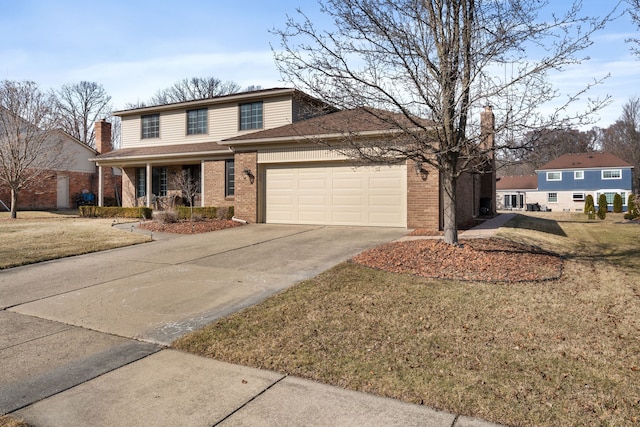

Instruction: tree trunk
[441,164,458,245]
[10,187,18,219]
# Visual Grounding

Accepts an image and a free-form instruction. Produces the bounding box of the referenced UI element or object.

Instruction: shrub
[79,206,152,219]
[625,194,638,220]
[173,206,235,220]
[597,193,608,220]
[613,193,623,213]
[584,194,595,220]
[152,210,179,224]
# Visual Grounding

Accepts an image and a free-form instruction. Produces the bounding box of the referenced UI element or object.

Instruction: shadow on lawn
[502,213,567,237]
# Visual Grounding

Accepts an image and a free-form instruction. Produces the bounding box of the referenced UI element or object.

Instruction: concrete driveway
[1,221,508,426]
[3,224,407,345]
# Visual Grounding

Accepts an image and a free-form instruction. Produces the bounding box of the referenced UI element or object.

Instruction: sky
[0,0,637,129]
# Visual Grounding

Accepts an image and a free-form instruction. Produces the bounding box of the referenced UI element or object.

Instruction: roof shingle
[538,152,632,170]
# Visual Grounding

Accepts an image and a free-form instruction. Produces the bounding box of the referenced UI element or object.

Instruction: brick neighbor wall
[233,151,258,222]
[456,172,480,227]
[406,159,440,230]
[0,170,95,210]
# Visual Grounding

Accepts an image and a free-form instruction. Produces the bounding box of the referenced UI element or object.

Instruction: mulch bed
[138,219,243,234]
[352,238,563,282]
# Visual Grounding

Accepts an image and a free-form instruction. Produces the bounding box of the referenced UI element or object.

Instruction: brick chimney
[480,105,495,151]
[95,119,112,154]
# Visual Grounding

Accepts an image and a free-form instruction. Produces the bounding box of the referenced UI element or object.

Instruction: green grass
[0,211,150,269]
[174,212,640,426]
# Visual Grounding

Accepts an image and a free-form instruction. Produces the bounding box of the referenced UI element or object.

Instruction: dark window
[136,168,146,198]
[141,114,160,139]
[225,159,235,197]
[152,167,168,197]
[187,108,208,135]
[183,165,202,193]
[239,102,263,130]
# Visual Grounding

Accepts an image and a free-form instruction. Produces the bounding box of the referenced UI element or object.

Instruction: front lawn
[0,211,150,269]
[174,213,640,426]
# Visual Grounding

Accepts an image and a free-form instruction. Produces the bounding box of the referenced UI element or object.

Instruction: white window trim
[572,192,585,201]
[574,170,584,180]
[546,171,562,181]
[547,192,558,203]
[601,169,622,180]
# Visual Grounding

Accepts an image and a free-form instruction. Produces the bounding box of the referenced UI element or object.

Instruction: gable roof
[224,108,431,144]
[537,152,633,171]
[113,88,332,117]
[496,175,538,190]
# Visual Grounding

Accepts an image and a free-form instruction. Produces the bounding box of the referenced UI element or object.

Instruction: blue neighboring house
[533,152,634,212]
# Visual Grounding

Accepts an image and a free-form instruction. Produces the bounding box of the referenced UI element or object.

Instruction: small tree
[613,193,623,213]
[0,80,68,218]
[170,169,199,222]
[628,193,638,218]
[597,193,608,220]
[584,194,596,220]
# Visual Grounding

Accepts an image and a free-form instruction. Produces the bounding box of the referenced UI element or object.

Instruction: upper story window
[187,108,208,135]
[602,169,621,180]
[141,114,160,139]
[239,102,263,130]
[574,170,584,180]
[546,171,561,181]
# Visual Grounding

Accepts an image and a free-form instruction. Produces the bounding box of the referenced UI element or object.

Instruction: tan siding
[264,96,292,129]
[258,147,351,163]
[121,116,142,148]
[120,95,297,148]
[210,104,238,140]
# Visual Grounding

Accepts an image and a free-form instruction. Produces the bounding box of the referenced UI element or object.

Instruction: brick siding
[407,159,440,229]
[233,151,258,222]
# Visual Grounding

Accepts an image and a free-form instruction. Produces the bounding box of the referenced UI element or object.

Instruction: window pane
[602,170,621,179]
[548,193,558,203]
[225,159,235,196]
[574,171,584,179]
[136,168,146,198]
[187,109,208,135]
[141,114,159,139]
[547,172,561,181]
[239,102,263,130]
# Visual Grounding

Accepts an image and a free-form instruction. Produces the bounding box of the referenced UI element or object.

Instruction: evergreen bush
[79,206,153,219]
[626,194,638,219]
[613,193,623,213]
[597,194,608,220]
[584,194,595,220]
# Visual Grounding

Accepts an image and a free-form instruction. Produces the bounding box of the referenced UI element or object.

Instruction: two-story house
[498,153,634,212]
[92,88,496,230]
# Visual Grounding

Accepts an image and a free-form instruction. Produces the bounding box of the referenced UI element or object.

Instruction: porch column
[98,165,104,207]
[146,163,152,207]
[200,160,205,207]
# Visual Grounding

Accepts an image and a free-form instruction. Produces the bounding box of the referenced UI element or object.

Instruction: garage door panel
[265,164,406,227]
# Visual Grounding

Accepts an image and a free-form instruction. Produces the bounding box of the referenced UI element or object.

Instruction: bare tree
[170,169,199,221]
[627,0,640,55]
[149,77,241,106]
[0,81,68,218]
[602,97,640,190]
[53,81,112,148]
[498,127,599,174]
[273,0,612,244]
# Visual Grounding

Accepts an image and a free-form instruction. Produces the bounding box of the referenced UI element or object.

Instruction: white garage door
[265,163,406,227]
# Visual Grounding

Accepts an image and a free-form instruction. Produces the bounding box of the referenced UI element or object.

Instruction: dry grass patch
[0,416,29,427]
[174,213,640,426]
[0,211,150,269]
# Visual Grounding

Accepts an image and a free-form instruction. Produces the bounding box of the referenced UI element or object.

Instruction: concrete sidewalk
[2,222,507,426]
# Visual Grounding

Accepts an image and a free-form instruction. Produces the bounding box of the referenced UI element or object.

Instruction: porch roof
[91,141,232,165]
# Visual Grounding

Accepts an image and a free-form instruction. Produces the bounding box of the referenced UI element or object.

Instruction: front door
[57,175,69,209]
